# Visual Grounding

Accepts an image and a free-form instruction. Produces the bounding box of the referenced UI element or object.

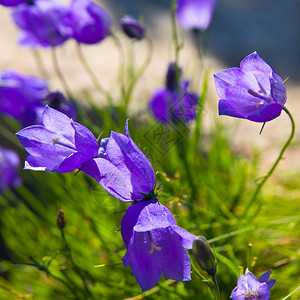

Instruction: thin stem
[31,49,49,80]
[281,284,300,300]
[75,42,113,104]
[51,47,73,99]
[124,36,153,110]
[241,106,295,218]
[170,0,180,63]
[212,275,220,300]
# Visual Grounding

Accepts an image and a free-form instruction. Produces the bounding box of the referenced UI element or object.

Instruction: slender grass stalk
[51,48,73,100]
[75,42,113,105]
[31,49,49,80]
[241,106,295,218]
[170,0,180,63]
[281,285,300,300]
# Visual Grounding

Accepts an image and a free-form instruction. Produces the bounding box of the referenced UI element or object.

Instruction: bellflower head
[231,269,276,300]
[16,106,98,172]
[0,147,21,194]
[81,120,155,202]
[67,0,111,44]
[149,62,199,124]
[11,0,72,48]
[119,15,145,40]
[214,52,287,122]
[0,69,48,126]
[176,0,217,31]
[0,0,27,7]
[121,200,196,291]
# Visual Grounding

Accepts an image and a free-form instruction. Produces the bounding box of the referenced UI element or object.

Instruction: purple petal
[120,15,145,40]
[257,270,272,283]
[122,231,162,292]
[176,0,217,31]
[257,283,271,300]
[106,130,155,200]
[81,158,133,202]
[149,88,171,124]
[248,102,283,122]
[157,227,192,281]
[172,226,196,249]
[266,279,276,290]
[240,52,272,74]
[270,72,287,106]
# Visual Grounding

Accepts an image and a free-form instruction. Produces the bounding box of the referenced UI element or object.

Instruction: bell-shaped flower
[119,15,145,40]
[0,147,21,194]
[121,200,196,291]
[11,0,72,48]
[16,106,98,172]
[231,269,276,300]
[81,120,155,202]
[0,69,48,126]
[149,62,199,124]
[214,51,287,122]
[67,0,111,44]
[176,0,217,31]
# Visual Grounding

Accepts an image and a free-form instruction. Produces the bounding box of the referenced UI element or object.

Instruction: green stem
[75,42,113,105]
[123,37,153,111]
[241,106,295,218]
[170,0,180,63]
[51,48,73,100]
[31,49,49,80]
[212,275,220,300]
[281,284,300,300]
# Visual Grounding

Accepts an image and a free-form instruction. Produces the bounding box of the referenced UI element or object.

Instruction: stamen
[52,138,59,145]
[149,242,162,254]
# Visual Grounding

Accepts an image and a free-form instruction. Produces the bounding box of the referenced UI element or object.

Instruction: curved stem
[51,47,73,100]
[241,106,295,218]
[75,42,113,105]
[212,275,220,300]
[170,0,180,63]
[31,49,49,80]
[123,36,153,110]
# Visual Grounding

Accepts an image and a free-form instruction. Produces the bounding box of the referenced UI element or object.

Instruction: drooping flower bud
[119,15,145,40]
[166,62,182,91]
[57,209,66,229]
[192,235,216,276]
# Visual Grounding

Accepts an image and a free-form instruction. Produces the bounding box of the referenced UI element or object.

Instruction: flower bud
[166,62,182,91]
[57,209,66,229]
[120,15,145,40]
[192,236,216,276]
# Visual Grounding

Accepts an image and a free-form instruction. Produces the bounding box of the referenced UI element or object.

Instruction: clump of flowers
[149,62,199,124]
[214,51,287,122]
[0,146,21,194]
[231,269,276,300]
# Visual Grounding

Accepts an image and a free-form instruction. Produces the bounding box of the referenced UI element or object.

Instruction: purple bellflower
[176,0,217,31]
[214,52,287,122]
[0,0,27,7]
[81,120,155,202]
[11,0,72,48]
[231,269,276,300]
[121,200,196,291]
[16,106,98,172]
[0,147,21,194]
[0,69,49,126]
[119,15,145,40]
[67,0,112,44]
[149,63,199,124]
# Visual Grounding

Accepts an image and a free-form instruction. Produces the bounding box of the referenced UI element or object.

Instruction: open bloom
[176,0,217,31]
[81,120,155,202]
[0,147,21,194]
[67,0,111,44]
[214,52,287,122]
[149,63,199,124]
[119,15,145,40]
[16,106,98,172]
[11,0,72,48]
[0,69,48,126]
[0,0,27,7]
[121,200,196,291]
[231,269,276,300]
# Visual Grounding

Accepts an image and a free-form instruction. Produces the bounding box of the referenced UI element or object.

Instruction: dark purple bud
[57,209,66,229]
[192,236,216,276]
[166,62,182,91]
[119,15,145,40]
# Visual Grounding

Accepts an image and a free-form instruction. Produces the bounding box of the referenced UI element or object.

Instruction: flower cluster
[0,69,76,126]
[16,108,196,291]
[231,269,276,300]
[149,62,200,124]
